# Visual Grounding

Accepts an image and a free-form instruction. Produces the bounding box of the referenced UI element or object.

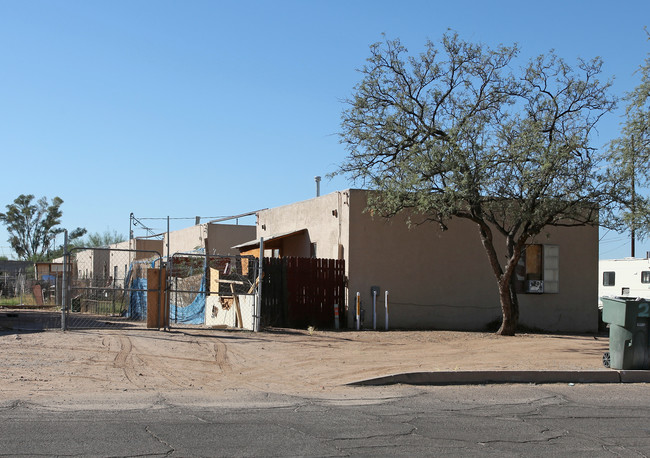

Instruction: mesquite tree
[336,33,616,335]
[0,194,86,261]
[607,32,650,255]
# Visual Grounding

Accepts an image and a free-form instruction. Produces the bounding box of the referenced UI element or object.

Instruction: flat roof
[232,229,307,251]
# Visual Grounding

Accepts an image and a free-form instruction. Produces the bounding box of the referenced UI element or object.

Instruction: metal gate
[168,253,259,330]
[63,247,163,329]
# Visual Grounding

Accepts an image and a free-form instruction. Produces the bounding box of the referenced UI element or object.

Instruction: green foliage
[85,230,127,248]
[607,29,650,242]
[0,194,87,261]
[46,229,126,260]
[336,32,616,335]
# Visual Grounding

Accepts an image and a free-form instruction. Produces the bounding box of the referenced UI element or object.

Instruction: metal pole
[61,230,68,331]
[356,292,360,330]
[129,213,134,273]
[334,303,339,330]
[255,237,264,332]
[385,290,389,331]
[372,290,377,330]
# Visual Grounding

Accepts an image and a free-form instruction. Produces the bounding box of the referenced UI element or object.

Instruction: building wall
[257,189,598,333]
[163,223,255,256]
[164,225,208,255]
[72,248,110,281]
[75,249,94,279]
[206,224,256,256]
[346,189,598,332]
[76,239,164,285]
[257,192,349,260]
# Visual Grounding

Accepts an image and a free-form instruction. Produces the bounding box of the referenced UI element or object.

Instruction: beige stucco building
[244,189,598,333]
[70,223,255,285]
[72,238,163,284]
[164,223,256,256]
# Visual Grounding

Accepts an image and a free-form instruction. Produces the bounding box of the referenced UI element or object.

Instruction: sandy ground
[0,313,610,407]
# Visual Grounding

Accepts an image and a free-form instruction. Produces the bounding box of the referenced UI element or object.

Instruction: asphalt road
[2,383,649,457]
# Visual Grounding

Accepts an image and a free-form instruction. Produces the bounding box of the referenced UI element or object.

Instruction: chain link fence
[169,253,259,330]
[1,248,261,331]
[59,249,259,330]
[64,247,162,329]
[0,269,63,330]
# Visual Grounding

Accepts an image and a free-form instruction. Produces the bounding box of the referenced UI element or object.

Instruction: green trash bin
[601,296,650,370]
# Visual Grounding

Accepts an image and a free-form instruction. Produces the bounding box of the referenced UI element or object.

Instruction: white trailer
[598,256,650,308]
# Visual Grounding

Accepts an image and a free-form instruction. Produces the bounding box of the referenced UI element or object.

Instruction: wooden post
[147,267,168,329]
[230,283,243,329]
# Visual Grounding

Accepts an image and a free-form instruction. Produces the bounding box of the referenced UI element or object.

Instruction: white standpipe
[385,290,389,331]
[356,292,360,331]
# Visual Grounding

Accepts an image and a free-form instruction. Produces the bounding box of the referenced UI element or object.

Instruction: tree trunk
[497,278,519,336]
[476,223,521,336]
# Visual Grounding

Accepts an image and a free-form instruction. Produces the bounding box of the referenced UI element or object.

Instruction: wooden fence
[262,257,345,329]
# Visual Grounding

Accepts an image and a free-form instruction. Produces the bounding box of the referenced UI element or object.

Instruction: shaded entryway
[261,257,346,329]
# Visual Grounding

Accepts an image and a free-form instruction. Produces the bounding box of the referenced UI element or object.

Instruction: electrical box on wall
[526,280,544,293]
[370,286,380,296]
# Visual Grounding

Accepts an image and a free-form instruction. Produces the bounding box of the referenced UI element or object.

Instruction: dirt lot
[0,311,610,406]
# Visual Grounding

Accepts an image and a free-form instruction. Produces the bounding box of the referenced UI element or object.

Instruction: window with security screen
[515,244,559,294]
[603,271,615,286]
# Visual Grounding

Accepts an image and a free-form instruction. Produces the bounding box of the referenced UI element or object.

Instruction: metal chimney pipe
[315,176,321,197]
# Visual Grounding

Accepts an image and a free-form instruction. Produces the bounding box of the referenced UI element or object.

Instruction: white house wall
[599,258,650,305]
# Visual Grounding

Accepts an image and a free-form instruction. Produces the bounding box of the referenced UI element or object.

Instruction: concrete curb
[349,370,650,386]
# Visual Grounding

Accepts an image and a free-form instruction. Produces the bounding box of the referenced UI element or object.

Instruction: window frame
[603,271,616,286]
[641,271,650,284]
[515,244,560,294]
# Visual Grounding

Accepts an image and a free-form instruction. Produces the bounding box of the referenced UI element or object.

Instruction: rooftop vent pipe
[315,176,321,197]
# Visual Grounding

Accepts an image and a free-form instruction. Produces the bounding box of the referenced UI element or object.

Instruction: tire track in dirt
[113,336,131,367]
[213,340,232,374]
[113,335,141,387]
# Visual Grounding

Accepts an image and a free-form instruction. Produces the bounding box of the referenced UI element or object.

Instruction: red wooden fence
[262,257,345,329]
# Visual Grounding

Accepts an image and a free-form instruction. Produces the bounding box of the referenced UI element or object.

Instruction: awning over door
[232,229,308,257]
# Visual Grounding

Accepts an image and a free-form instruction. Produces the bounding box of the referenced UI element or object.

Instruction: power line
[136,216,230,221]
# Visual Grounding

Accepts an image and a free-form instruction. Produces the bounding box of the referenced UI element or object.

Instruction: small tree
[85,230,126,248]
[336,33,616,335]
[0,194,86,261]
[47,229,126,260]
[607,31,650,254]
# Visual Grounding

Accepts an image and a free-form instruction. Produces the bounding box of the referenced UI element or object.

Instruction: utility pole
[631,149,636,258]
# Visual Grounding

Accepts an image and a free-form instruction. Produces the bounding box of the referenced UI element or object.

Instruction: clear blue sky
[0,0,648,259]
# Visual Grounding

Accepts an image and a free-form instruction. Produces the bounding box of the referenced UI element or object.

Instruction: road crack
[145,426,175,456]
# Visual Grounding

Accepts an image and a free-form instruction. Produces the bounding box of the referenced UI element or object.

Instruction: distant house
[69,222,256,284]
[0,260,31,277]
[34,261,71,281]
[599,256,650,307]
[236,189,599,333]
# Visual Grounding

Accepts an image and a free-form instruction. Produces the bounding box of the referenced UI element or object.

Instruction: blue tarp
[170,275,205,324]
[129,277,147,320]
